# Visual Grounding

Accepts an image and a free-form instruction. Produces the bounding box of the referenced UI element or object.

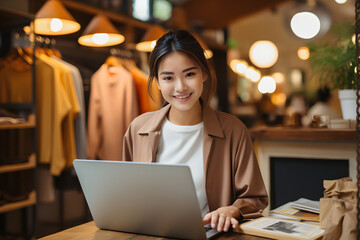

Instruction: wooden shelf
[0,114,36,130]
[0,191,36,214]
[0,153,36,174]
[0,6,34,22]
[249,126,356,141]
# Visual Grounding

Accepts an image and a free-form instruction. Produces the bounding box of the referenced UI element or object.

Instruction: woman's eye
[186,72,196,77]
[163,76,173,81]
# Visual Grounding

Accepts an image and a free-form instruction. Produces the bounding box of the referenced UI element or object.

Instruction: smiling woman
[122,30,268,234]
[156,52,205,125]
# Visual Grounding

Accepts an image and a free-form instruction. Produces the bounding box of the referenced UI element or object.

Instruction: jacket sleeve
[232,127,268,219]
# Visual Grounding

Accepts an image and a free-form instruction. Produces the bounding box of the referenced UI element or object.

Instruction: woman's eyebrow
[183,67,198,72]
[159,71,174,75]
[159,67,198,75]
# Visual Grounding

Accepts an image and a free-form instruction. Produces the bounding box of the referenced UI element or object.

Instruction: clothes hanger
[6,47,32,65]
[105,56,120,68]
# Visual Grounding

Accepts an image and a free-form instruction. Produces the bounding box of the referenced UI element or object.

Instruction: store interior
[0,0,357,239]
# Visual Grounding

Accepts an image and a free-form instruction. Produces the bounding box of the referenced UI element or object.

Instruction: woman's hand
[202,206,241,232]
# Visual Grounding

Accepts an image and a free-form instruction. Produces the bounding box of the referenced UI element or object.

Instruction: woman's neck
[168,101,203,126]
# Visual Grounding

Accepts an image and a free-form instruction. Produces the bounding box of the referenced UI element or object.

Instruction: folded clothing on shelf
[0,169,34,203]
[0,129,33,165]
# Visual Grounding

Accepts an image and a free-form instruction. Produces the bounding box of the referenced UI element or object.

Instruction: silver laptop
[73,159,219,240]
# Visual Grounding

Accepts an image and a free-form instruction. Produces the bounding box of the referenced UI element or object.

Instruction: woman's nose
[175,78,187,92]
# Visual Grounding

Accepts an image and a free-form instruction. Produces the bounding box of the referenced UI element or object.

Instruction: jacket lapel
[137,104,171,163]
[202,104,224,180]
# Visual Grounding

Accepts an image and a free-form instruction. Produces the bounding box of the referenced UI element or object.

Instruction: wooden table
[39,221,270,240]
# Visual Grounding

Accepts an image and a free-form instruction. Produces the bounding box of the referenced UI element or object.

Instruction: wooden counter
[39,221,269,240]
[249,126,356,141]
[249,125,356,216]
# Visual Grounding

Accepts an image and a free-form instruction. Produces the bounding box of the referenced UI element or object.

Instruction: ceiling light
[235,60,248,75]
[271,92,287,106]
[249,40,278,68]
[291,12,320,39]
[272,72,285,84]
[245,66,261,82]
[335,0,347,4]
[136,25,167,52]
[229,59,248,75]
[258,76,276,94]
[78,15,125,47]
[297,46,310,60]
[284,1,331,40]
[34,0,80,35]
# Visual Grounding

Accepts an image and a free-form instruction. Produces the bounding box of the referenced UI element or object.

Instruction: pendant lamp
[78,15,125,47]
[135,25,167,52]
[34,0,80,35]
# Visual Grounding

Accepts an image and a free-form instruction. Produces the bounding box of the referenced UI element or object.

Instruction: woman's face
[157,51,206,118]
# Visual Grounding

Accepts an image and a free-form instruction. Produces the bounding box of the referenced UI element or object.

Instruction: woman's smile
[174,92,193,101]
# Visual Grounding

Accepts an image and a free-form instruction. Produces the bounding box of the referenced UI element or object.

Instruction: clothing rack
[110,47,134,59]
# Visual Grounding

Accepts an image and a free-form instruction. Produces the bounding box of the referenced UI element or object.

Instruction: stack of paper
[270,198,320,222]
[290,198,319,214]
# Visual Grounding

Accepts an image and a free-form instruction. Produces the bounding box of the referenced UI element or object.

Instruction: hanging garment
[36,54,80,175]
[87,64,139,160]
[47,56,80,169]
[0,56,32,103]
[51,56,87,159]
[130,67,162,114]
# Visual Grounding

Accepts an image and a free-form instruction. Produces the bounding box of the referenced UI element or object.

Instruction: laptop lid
[73,159,217,240]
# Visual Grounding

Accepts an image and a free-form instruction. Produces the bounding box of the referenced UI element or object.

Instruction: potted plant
[307,22,356,120]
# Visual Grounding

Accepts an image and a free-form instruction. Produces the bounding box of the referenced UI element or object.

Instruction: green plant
[308,22,356,90]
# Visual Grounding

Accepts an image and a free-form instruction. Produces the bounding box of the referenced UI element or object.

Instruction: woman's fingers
[217,214,226,231]
[223,216,232,232]
[202,206,241,232]
[211,212,219,228]
[231,217,239,229]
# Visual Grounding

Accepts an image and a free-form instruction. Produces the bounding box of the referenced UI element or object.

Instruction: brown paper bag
[320,177,357,240]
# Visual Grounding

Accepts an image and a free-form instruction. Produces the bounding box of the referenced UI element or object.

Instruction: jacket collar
[137,100,224,139]
[203,104,224,138]
[138,104,171,134]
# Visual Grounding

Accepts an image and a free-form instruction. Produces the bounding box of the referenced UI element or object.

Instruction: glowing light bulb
[50,18,63,32]
[291,12,320,39]
[258,76,276,94]
[335,0,347,4]
[245,66,256,80]
[151,40,157,49]
[249,41,278,68]
[236,61,248,74]
[272,72,285,84]
[252,69,261,82]
[297,46,310,60]
[92,33,110,45]
[271,92,287,106]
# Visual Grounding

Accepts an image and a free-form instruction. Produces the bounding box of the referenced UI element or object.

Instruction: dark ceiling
[172,0,292,29]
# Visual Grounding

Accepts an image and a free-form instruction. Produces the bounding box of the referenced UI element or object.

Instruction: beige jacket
[87,64,139,160]
[123,102,268,219]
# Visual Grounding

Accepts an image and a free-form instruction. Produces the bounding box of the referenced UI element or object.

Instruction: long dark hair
[147,30,217,104]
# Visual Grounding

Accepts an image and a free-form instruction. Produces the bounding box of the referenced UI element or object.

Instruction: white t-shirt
[156,118,209,217]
